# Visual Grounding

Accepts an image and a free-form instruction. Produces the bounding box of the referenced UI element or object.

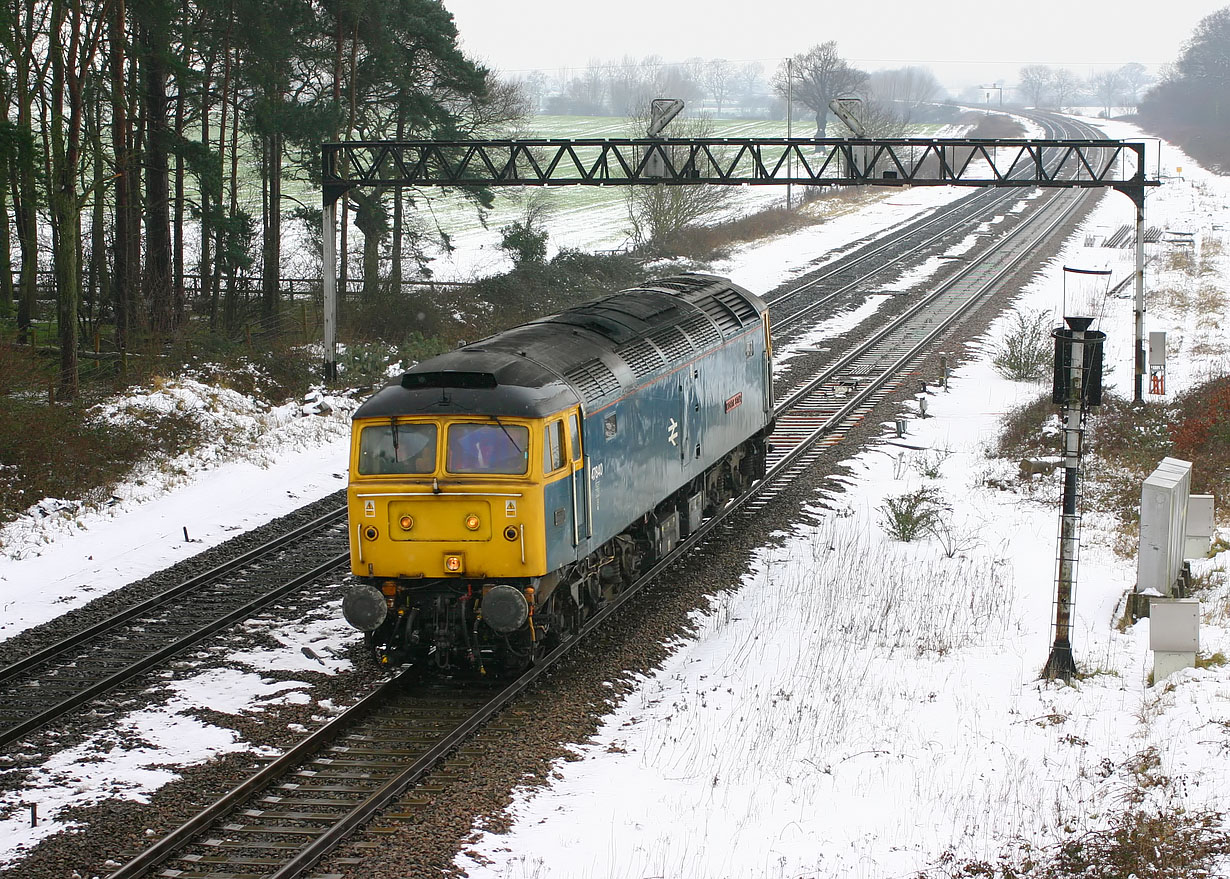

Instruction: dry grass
[0,393,202,524]
[992,375,1230,543]
[0,330,320,528]
[1196,284,1228,314]
[994,392,1060,461]
[1163,248,1197,275]
[663,203,823,260]
[1155,284,1191,312]
[919,806,1230,879]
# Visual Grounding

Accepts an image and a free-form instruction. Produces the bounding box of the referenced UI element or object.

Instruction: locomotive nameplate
[725,392,743,413]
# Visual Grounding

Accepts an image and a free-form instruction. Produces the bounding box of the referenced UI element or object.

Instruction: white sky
[443,0,1227,93]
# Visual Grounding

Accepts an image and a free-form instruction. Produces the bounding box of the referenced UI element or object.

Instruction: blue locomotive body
[343,273,772,673]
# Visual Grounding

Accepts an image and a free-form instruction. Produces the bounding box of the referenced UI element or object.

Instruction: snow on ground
[0,381,359,643]
[0,134,974,868]
[3,115,1229,873]
[451,120,1230,878]
[0,606,356,861]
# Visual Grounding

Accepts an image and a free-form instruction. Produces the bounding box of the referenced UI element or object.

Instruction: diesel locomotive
[342,273,774,674]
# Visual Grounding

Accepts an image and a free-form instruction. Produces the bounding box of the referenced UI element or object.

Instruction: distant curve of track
[102,110,1114,879]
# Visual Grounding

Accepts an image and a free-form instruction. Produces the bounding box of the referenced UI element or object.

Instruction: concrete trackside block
[1150,597,1200,682]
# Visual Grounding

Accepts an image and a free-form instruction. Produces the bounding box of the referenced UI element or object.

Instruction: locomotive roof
[353,273,766,420]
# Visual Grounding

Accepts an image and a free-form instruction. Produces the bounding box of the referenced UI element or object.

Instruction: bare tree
[624,113,732,250]
[1088,68,1124,117]
[1018,64,1053,107]
[610,55,663,116]
[1050,68,1081,111]
[578,59,608,112]
[856,99,909,137]
[659,57,704,106]
[736,61,764,98]
[703,58,735,115]
[774,42,868,137]
[1117,61,1152,106]
[867,66,942,124]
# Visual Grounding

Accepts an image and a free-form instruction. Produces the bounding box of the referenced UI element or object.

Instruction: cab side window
[544,420,566,473]
[568,413,582,462]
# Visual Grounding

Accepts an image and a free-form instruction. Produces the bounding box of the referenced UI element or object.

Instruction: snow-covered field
[2,116,1228,874]
[453,120,1230,877]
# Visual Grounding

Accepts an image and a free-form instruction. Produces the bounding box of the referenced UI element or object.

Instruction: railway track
[0,510,351,752]
[0,113,1102,758]
[756,187,1092,504]
[762,111,1110,336]
[101,116,1116,879]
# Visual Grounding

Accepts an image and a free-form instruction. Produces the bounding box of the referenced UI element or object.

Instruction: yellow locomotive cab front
[347,416,548,579]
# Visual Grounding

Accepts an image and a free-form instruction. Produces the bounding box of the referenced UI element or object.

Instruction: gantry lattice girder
[321,137,1155,204]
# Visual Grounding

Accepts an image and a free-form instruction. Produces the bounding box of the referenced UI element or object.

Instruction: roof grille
[618,339,666,379]
[564,359,621,405]
[647,324,693,363]
[716,288,758,322]
[678,312,723,350]
[696,295,745,337]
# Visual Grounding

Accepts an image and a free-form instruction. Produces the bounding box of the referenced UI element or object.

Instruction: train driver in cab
[448,423,528,474]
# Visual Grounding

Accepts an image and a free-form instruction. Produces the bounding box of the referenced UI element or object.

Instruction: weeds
[1163,247,1197,274]
[880,486,949,541]
[665,204,820,259]
[1196,284,1227,313]
[995,392,1058,460]
[912,446,952,479]
[1196,651,1228,670]
[1049,808,1230,879]
[0,397,202,524]
[993,309,1054,381]
[931,517,980,558]
[919,806,1230,879]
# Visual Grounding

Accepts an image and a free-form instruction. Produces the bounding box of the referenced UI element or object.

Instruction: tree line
[531,47,947,135]
[1140,6,1230,168]
[1013,62,1152,116]
[0,0,518,399]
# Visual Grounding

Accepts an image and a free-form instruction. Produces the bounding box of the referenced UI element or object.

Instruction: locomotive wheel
[548,589,581,647]
[491,629,537,677]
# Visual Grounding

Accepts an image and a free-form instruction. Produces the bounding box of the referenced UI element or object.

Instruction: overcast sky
[443,1,1226,92]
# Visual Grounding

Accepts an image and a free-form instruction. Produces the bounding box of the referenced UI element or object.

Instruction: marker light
[444,554,463,573]
[464,514,481,531]
[363,526,378,541]
[399,515,414,530]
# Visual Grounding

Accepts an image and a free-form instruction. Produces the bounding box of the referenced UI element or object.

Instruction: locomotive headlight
[399,515,414,531]
[464,513,481,531]
[444,554,464,573]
